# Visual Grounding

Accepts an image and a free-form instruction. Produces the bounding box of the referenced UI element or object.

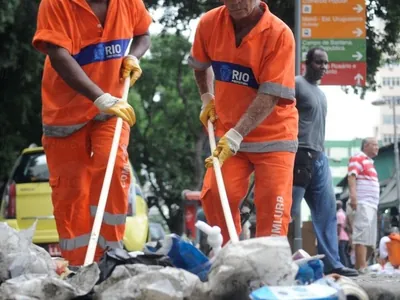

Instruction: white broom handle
[207,120,239,243]
[84,77,131,266]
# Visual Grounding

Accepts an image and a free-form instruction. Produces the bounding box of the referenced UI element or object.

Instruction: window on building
[381,115,400,124]
[383,115,392,124]
[382,134,400,145]
[382,77,400,87]
[383,134,391,145]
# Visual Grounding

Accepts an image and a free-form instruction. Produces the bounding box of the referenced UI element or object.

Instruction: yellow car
[0,145,149,256]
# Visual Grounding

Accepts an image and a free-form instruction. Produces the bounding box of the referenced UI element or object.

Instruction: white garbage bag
[208,236,298,299]
[95,264,210,300]
[0,221,57,282]
[94,264,165,294]
[0,263,100,300]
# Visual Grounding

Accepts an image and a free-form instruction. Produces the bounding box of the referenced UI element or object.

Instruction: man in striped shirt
[347,137,380,273]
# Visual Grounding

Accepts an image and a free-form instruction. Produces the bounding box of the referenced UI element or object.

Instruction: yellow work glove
[120,55,142,87]
[199,93,217,128]
[205,128,243,168]
[94,93,136,127]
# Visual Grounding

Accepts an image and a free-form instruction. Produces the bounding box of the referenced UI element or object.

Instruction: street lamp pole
[293,0,302,252]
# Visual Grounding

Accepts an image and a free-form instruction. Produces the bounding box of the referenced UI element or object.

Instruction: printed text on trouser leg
[271,196,284,236]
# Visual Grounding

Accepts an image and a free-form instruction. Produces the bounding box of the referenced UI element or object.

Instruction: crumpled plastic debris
[97,247,173,284]
[208,236,298,299]
[0,221,57,283]
[0,263,100,300]
[94,264,211,300]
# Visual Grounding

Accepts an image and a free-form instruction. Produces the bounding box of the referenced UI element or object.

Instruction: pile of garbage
[0,221,369,300]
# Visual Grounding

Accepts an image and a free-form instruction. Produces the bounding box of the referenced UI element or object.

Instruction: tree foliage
[0,0,43,178]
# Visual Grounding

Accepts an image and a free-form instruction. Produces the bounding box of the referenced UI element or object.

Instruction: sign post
[300,0,367,86]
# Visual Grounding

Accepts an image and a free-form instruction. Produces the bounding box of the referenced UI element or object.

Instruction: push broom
[207,120,239,243]
[84,76,131,266]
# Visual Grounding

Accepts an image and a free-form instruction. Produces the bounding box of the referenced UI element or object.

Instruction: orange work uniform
[188,2,298,244]
[32,0,152,265]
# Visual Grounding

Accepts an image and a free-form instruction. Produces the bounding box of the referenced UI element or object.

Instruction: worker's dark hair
[305,47,326,65]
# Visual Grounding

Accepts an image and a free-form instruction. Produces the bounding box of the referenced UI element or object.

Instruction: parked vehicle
[0,145,150,256]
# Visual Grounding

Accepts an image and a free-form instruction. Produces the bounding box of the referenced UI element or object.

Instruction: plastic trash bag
[97,247,173,284]
[0,221,57,283]
[94,264,210,300]
[0,263,100,300]
[208,236,298,299]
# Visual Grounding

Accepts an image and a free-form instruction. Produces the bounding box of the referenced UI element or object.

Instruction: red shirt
[348,152,380,208]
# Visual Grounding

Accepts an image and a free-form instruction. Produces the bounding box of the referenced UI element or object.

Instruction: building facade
[374,62,400,145]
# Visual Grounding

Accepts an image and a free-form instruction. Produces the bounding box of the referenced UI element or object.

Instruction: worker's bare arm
[194,68,214,95]
[234,93,278,137]
[129,31,151,59]
[47,44,103,101]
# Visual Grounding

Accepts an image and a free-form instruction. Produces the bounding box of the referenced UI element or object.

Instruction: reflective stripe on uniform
[258,82,295,101]
[43,122,87,137]
[188,55,211,71]
[93,113,114,121]
[59,233,123,251]
[90,205,127,226]
[42,114,114,137]
[59,234,90,251]
[216,138,298,153]
[240,140,298,153]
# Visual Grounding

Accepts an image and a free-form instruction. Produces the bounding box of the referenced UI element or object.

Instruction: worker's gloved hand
[94,93,136,127]
[120,55,142,87]
[205,128,243,168]
[199,93,217,128]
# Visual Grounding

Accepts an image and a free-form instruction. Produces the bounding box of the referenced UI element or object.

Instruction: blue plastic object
[249,283,340,300]
[146,234,211,281]
[296,260,324,284]
[308,259,324,281]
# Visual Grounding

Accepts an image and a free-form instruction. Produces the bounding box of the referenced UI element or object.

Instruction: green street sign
[301,39,366,62]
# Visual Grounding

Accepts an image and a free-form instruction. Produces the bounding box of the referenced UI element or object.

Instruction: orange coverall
[188,2,298,244]
[32,0,152,265]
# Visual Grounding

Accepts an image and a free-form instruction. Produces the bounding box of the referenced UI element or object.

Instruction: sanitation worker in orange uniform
[188,0,298,244]
[32,0,152,266]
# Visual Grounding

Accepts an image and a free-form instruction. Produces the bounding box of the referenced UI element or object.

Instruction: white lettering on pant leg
[120,164,130,188]
[271,196,284,236]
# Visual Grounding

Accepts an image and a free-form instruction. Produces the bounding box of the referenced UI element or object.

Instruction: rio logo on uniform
[212,61,259,89]
[73,39,131,66]
[105,44,122,57]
